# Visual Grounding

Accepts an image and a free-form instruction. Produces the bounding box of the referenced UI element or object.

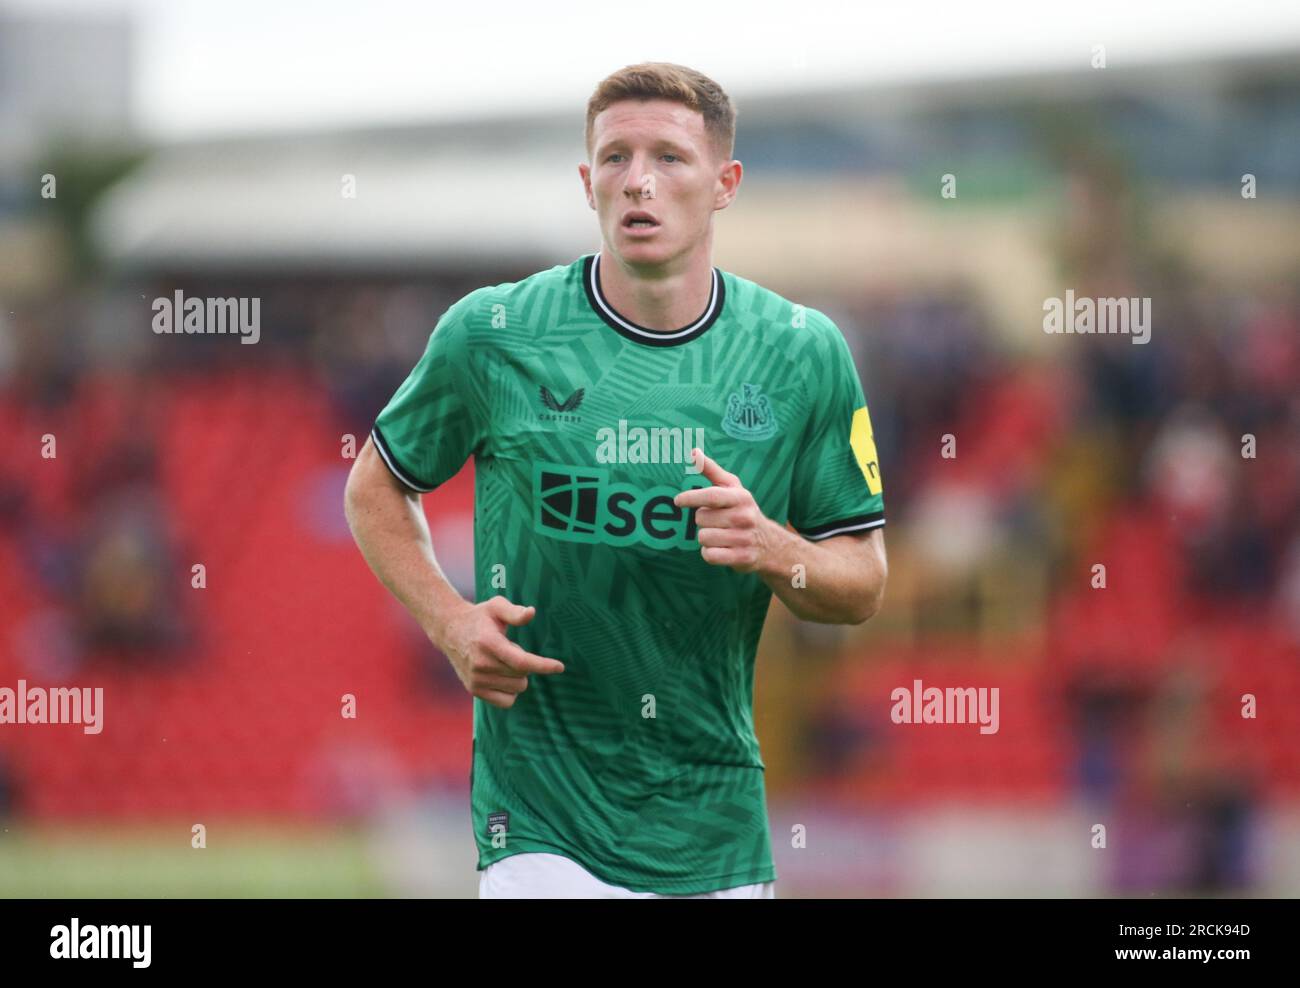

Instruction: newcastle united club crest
[721,383,778,441]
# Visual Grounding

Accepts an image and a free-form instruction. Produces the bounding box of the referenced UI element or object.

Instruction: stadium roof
[89,126,597,272]
[88,47,1300,275]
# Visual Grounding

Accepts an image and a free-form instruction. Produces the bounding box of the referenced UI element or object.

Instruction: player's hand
[435,596,564,709]
[673,448,774,574]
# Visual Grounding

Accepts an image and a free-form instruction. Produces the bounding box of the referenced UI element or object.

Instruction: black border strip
[796,511,886,541]
[370,425,436,493]
[582,252,725,347]
[9,897,1285,973]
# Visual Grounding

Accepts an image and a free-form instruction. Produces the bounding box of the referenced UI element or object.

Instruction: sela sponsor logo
[722,383,779,441]
[152,290,261,344]
[533,462,705,550]
[50,918,151,968]
[890,678,999,735]
[538,385,585,422]
[595,420,705,474]
[0,680,103,735]
[1042,290,1151,344]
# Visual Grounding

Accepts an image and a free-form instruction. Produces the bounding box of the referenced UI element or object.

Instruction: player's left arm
[674,450,887,624]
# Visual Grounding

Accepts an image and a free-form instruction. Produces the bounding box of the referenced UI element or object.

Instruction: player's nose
[622,153,651,196]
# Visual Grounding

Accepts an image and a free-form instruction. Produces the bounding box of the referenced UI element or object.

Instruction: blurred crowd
[1,163,1296,894]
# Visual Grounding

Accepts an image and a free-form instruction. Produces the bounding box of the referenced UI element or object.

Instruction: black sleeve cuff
[370,425,436,493]
[794,511,885,541]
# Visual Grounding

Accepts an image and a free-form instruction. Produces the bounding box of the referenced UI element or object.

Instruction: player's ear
[714,159,742,210]
[578,163,595,209]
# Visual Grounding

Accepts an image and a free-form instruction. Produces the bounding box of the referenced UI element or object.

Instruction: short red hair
[585,62,736,162]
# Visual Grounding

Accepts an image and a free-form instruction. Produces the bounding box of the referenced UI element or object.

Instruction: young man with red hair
[345,62,888,898]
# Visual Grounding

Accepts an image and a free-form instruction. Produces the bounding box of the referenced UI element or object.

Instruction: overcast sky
[11,0,1300,139]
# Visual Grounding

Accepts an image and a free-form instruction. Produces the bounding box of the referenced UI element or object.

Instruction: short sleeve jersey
[372,252,885,894]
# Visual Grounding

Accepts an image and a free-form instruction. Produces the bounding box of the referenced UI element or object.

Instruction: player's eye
[606,153,625,163]
[661,154,679,163]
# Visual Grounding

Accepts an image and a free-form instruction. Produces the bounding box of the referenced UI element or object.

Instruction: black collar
[582,251,725,347]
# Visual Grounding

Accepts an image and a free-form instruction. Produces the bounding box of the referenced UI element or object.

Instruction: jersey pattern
[372,251,885,894]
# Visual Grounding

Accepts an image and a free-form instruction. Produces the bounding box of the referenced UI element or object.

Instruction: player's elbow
[844,592,879,625]
[854,585,885,624]
[847,565,888,625]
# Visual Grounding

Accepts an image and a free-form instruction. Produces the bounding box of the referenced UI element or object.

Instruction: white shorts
[479,852,776,899]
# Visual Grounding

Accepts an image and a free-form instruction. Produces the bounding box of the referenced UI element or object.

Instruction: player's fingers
[674,485,744,510]
[488,597,537,627]
[487,636,566,676]
[474,687,520,709]
[475,673,529,695]
[697,527,750,548]
[473,652,529,679]
[691,448,740,487]
[699,545,747,567]
[694,505,749,529]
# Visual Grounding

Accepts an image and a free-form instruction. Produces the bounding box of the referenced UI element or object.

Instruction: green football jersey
[371,251,885,894]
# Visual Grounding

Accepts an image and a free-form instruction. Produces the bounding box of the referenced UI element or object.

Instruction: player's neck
[596,246,715,333]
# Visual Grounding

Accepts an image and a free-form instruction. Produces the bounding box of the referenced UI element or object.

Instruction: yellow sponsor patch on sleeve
[850,406,883,496]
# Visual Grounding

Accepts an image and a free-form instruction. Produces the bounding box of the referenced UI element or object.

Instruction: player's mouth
[621,210,661,235]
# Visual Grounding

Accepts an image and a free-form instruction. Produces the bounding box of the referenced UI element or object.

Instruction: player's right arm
[343,291,564,708]
[344,438,563,708]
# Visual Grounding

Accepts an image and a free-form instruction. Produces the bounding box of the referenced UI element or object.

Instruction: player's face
[581,99,738,267]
